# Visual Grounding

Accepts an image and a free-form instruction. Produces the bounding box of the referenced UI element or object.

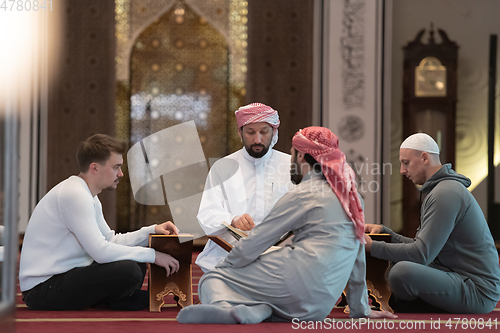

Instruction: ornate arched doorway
[115,0,247,231]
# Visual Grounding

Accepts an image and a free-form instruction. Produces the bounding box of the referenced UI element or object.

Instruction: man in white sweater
[19,134,180,310]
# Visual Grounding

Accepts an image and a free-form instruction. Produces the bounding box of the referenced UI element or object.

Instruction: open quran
[221,221,248,240]
[207,221,293,254]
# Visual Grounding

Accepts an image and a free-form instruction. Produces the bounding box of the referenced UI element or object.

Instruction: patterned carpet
[14,253,500,333]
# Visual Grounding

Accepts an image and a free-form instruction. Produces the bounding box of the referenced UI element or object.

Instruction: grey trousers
[388,261,497,314]
[199,277,234,308]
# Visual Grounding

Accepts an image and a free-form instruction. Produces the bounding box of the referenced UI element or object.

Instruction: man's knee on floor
[387,261,420,294]
[109,260,144,286]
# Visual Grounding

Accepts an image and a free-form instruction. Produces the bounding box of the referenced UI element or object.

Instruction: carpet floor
[14,253,500,332]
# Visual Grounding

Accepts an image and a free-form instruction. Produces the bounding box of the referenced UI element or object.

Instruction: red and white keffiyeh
[292,127,366,243]
[235,103,280,147]
[235,103,280,129]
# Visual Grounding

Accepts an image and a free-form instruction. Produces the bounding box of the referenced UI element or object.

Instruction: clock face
[415,56,447,97]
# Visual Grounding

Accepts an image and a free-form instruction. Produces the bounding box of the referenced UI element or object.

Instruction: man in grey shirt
[365,133,500,313]
[178,127,397,324]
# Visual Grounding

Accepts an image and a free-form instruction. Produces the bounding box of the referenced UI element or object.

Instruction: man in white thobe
[195,103,293,272]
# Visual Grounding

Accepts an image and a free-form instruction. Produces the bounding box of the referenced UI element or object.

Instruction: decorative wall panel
[323,0,385,225]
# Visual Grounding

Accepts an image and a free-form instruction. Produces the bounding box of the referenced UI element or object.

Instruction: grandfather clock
[402,26,459,237]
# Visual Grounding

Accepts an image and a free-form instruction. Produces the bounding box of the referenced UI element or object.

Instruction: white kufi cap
[400,133,440,154]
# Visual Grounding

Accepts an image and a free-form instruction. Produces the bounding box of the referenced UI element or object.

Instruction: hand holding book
[230,214,255,231]
[221,221,248,240]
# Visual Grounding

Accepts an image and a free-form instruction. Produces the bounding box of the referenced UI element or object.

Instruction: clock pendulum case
[401,25,459,237]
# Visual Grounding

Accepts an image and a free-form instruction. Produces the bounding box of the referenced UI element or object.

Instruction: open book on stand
[208,221,293,254]
[221,221,248,240]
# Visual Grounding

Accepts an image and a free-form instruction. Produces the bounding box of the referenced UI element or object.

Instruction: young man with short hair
[19,134,179,311]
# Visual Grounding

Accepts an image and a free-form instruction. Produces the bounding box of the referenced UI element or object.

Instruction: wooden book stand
[343,233,393,313]
[365,234,393,313]
[148,235,193,312]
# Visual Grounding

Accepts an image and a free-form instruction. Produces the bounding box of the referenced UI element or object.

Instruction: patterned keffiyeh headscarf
[292,126,366,243]
[235,103,280,147]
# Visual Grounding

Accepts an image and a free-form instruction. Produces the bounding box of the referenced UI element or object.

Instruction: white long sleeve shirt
[195,148,293,272]
[19,176,156,291]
